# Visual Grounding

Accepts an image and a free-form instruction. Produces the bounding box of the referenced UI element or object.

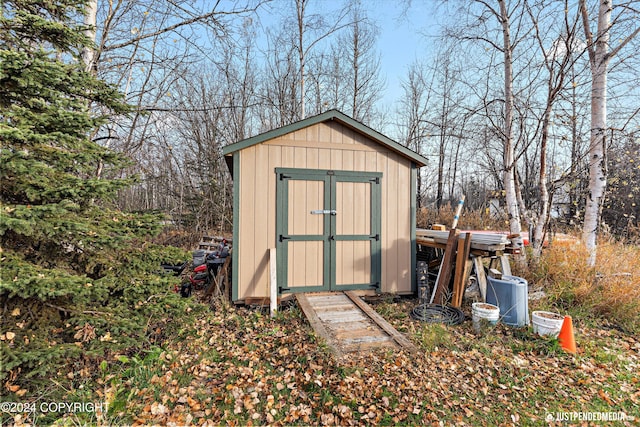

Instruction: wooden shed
[223,110,428,303]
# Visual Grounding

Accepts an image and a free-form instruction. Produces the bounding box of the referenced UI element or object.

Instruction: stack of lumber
[430,230,473,307]
[417,229,509,252]
[420,228,514,307]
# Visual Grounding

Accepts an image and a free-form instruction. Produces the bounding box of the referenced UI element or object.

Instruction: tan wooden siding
[287,179,324,288]
[237,121,413,301]
[288,241,324,287]
[336,241,371,285]
[288,180,323,235]
[335,181,371,235]
[335,180,372,287]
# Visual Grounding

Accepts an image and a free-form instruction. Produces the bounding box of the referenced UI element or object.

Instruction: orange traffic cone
[558,315,576,354]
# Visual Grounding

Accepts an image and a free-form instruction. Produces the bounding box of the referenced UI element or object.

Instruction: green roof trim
[222,109,428,168]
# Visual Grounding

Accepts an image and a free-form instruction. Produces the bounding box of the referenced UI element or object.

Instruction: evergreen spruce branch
[43,302,111,316]
[0,0,188,396]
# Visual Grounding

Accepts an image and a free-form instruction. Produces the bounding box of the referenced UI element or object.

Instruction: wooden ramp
[296,291,417,357]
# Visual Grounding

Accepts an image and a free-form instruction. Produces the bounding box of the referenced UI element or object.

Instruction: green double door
[276,168,382,294]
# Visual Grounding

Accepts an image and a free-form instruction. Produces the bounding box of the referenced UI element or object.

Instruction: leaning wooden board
[451,233,473,308]
[432,229,460,305]
[296,292,417,356]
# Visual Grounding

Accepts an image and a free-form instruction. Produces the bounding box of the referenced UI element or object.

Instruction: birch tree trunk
[580,0,640,265]
[581,0,610,266]
[498,0,525,263]
[81,0,98,73]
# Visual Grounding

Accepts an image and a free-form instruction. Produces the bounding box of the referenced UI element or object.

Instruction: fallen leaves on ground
[23,298,639,426]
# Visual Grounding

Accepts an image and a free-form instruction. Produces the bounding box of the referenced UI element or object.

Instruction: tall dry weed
[533,239,640,332]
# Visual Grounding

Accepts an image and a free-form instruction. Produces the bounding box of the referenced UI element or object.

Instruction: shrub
[0,244,190,396]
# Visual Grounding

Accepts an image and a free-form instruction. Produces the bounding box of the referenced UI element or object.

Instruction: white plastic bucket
[532,311,565,337]
[472,302,500,332]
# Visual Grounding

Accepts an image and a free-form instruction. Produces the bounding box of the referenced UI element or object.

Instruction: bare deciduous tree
[396,60,435,207]
[336,1,385,122]
[289,0,350,119]
[580,0,639,265]
[442,0,528,262]
[526,0,585,258]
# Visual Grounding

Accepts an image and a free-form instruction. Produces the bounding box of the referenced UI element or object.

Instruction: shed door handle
[310,210,337,215]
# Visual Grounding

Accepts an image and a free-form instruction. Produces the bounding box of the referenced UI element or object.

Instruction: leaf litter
[143,303,636,425]
[16,298,638,426]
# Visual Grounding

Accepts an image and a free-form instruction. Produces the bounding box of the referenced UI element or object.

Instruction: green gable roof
[223,109,428,174]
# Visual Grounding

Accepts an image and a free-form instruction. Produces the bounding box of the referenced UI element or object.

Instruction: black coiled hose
[410,303,466,325]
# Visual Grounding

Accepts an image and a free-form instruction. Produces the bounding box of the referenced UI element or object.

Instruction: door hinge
[370,177,380,184]
[279,173,290,180]
[371,233,380,241]
[279,235,291,242]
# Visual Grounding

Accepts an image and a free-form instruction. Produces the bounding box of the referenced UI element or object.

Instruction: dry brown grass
[417,205,508,230]
[423,206,639,332]
[530,238,640,332]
